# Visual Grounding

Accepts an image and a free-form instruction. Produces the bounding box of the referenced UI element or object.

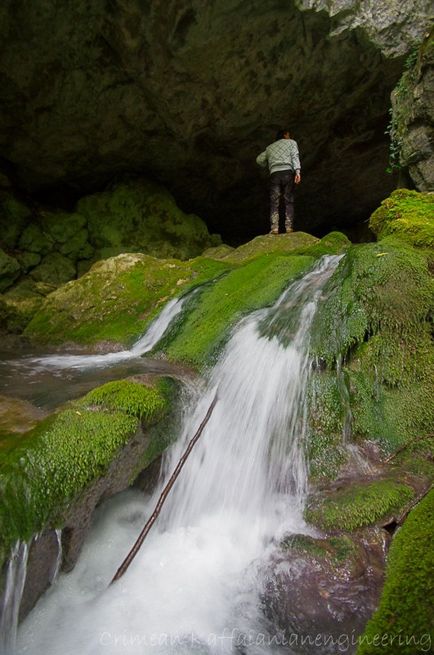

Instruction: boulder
[261,530,387,654]
[30,252,77,285]
[0,248,21,291]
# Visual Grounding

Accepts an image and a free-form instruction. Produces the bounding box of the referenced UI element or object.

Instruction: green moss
[221,232,318,264]
[305,480,415,532]
[300,231,351,258]
[369,190,434,250]
[357,490,434,655]
[0,376,177,563]
[311,241,432,366]
[165,254,314,367]
[79,179,220,260]
[82,378,169,421]
[282,533,358,566]
[0,407,138,561]
[24,253,231,345]
[307,371,348,479]
[0,191,32,249]
[0,248,21,292]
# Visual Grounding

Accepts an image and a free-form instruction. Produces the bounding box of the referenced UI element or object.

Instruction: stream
[5,256,342,654]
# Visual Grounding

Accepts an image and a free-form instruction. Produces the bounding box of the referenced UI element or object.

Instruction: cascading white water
[20,293,191,371]
[0,542,28,655]
[16,256,341,655]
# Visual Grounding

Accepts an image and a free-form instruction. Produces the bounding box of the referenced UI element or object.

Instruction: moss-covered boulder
[163,254,314,367]
[210,231,350,265]
[263,529,387,652]
[0,248,21,291]
[369,189,434,250]
[78,179,220,260]
[0,377,175,564]
[0,191,32,250]
[309,238,434,458]
[30,252,77,286]
[305,480,415,532]
[0,279,55,333]
[357,490,434,655]
[25,253,231,345]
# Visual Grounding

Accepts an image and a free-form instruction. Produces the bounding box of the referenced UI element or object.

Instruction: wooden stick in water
[110,393,219,584]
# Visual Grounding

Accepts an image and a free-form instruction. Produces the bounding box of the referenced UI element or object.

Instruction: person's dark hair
[276,129,290,140]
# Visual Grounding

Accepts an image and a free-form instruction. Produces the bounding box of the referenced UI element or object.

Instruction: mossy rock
[357,490,434,655]
[18,223,54,255]
[221,231,318,264]
[0,191,32,249]
[78,179,220,260]
[0,248,21,292]
[369,189,434,250]
[25,253,231,345]
[164,254,314,367]
[39,210,87,244]
[201,244,235,259]
[0,377,173,563]
[218,231,350,265]
[82,378,169,420]
[30,252,77,285]
[309,239,433,453]
[282,533,361,570]
[305,480,415,532]
[16,251,41,272]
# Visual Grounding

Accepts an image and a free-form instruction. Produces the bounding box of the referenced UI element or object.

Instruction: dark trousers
[269,170,294,230]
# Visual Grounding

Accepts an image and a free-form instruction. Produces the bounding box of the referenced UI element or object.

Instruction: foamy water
[14,256,342,655]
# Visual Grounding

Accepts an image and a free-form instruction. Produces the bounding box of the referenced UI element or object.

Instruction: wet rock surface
[261,529,388,654]
[0,1,431,240]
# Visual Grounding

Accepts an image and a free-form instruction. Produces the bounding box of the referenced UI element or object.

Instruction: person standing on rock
[256,130,301,234]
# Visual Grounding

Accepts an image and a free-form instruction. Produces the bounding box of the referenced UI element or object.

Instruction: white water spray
[20,293,191,371]
[0,542,28,655]
[17,256,342,655]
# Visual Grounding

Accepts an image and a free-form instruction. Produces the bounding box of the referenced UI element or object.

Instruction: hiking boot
[285,226,293,234]
[269,227,279,235]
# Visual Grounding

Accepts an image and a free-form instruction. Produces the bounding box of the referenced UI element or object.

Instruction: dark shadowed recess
[0,0,403,243]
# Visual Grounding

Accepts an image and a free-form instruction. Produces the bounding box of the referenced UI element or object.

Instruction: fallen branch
[110,392,219,584]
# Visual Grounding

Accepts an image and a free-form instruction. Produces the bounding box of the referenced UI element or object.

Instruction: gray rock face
[0,1,431,239]
[297,1,433,57]
[392,30,434,191]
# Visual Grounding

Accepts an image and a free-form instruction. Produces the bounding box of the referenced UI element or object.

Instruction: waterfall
[21,292,191,371]
[17,256,342,655]
[0,542,28,655]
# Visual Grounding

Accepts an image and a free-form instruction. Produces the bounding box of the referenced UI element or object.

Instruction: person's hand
[295,173,301,185]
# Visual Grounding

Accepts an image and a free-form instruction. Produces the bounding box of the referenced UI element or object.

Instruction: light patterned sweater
[256,138,301,175]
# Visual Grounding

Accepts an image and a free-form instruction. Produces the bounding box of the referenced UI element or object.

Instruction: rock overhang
[0,0,432,241]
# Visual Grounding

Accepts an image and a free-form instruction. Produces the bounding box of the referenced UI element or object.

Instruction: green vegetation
[164,254,314,366]
[386,48,420,172]
[221,232,318,264]
[309,238,433,453]
[369,190,434,250]
[305,480,415,531]
[357,490,434,655]
[83,378,170,420]
[0,409,137,561]
[0,377,174,563]
[282,533,358,566]
[24,254,231,345]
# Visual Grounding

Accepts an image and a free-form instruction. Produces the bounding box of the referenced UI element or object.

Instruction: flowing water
[14,256,342,655]
[0,293,192,410]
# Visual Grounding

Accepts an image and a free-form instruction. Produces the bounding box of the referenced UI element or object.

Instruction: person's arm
[256,150,268,168]
[292,141,301,184]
